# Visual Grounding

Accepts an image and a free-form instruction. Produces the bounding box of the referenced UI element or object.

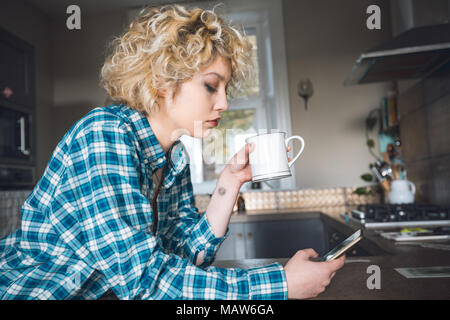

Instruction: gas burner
[350,203,450,229]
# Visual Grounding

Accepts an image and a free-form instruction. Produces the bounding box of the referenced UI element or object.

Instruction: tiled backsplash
[398,70,450,205]
[195,186,380,216]
[0,190,31,239]
[1,187,380,239]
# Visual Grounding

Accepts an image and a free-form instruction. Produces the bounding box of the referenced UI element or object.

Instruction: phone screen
[317,229,362,262]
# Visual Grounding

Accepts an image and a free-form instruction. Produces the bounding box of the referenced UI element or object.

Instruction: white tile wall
[195,186,381,215]
[0,190,31,239]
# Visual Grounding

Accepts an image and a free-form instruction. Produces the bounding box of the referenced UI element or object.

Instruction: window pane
[202,108,257,181]
[227,33,260,99]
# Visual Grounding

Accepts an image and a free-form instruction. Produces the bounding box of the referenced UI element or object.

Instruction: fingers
[299,248,318,258]
[328,254,346,270]
[321,279,331,287]
[336,254,346,265]
[231,144,250,166]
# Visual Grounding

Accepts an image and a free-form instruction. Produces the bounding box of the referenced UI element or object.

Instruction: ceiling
[26,0,209,19]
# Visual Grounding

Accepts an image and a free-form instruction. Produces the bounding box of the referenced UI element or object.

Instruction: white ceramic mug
[245,131,305,182]
[388,179,416,204]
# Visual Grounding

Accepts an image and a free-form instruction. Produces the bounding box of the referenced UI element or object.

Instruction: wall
[398,68,450,206]
[50,10,128,148]
[0,0,54,178]
[389,0,450,206]
[282,0,393,189]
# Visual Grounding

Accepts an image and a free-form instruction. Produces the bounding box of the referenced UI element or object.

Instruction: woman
[0,4,344,300]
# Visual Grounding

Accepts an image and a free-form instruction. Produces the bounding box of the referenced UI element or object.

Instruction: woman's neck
[146,113,179,154]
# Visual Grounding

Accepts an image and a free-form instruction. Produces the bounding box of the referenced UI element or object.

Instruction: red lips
[207,117,220,127]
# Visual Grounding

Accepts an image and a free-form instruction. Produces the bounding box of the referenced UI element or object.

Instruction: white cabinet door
[215,223,245,260]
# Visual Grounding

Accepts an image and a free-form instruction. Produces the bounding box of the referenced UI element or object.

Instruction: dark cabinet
[215,216,372,261]
[216,218,327,260]
[0,27,36,189]
[245,218,326,259]
[0,27,35,109]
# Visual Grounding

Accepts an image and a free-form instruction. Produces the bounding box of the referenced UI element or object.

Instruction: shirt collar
[109,104,188,189]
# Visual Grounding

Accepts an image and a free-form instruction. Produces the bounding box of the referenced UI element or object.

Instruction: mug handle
[408,181,416,195]
[285,136,305,167]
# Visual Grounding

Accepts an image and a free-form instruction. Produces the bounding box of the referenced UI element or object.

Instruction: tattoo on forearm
[218,187,226,196]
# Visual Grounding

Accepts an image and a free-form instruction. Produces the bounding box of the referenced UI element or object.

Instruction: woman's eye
[205,83,217,93]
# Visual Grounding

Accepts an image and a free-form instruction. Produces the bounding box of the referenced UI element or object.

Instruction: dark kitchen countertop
[213,210,450,299]
[229,209,321,223]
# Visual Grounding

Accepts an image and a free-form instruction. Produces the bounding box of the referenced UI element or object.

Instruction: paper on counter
[395,266,450,279]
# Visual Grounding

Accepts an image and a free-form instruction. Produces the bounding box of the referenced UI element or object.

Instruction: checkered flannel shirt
[0,104,287,300]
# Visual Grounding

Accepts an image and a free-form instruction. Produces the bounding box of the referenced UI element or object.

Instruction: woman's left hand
[222,143,292,187]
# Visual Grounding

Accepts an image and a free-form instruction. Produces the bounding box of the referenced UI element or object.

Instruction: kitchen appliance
[344,23,450,85]
[0,104,35,190]
[349,203,450,229]
[0,105,32,161]
[0,27,36,190]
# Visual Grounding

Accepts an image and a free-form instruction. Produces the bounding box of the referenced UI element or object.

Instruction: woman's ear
[157,86,175,108]
[157,87,170,98]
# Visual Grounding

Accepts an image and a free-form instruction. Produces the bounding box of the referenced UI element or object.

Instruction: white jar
[388,180,416,204]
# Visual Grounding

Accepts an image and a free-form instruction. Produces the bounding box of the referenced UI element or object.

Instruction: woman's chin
[202,128,212,138]
[190,124,221,139]
[191,127,213,139]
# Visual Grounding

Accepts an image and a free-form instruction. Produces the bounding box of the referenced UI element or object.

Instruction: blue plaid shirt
[0,104,287,300]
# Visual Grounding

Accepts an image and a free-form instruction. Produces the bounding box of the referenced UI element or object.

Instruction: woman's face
[161,55,231,139]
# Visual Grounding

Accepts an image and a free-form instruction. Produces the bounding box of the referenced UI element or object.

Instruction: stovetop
[349,203,450,229]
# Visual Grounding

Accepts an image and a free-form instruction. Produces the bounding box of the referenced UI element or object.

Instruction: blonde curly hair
[100,4,253,115]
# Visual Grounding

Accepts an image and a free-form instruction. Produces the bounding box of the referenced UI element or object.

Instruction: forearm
[195,171,241,266]
[205,169,241,237]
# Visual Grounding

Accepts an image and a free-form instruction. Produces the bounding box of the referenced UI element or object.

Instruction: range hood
[344,23,450,86]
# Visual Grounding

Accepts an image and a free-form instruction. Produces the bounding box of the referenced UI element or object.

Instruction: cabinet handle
[247,232,253,239]
[17,116,30,156]
[237,233,243,239]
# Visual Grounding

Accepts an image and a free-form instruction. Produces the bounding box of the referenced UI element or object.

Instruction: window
[128,0,293,194]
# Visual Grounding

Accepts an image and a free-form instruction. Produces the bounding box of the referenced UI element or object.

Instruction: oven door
[0,105,32,163]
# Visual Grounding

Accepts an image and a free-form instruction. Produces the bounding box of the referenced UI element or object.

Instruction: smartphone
[314,229,362,262]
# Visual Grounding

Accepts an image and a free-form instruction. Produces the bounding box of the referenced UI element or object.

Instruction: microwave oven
[0,26,36,190]
[0,103,35,189]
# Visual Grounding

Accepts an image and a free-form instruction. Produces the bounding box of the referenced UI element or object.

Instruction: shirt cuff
[183,212,229,266]
[247,263,288,300]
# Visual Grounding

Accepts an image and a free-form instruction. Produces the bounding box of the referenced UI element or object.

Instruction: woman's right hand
[283,248,345,299]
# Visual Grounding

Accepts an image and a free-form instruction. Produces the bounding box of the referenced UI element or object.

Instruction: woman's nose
[214,92,229,111]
